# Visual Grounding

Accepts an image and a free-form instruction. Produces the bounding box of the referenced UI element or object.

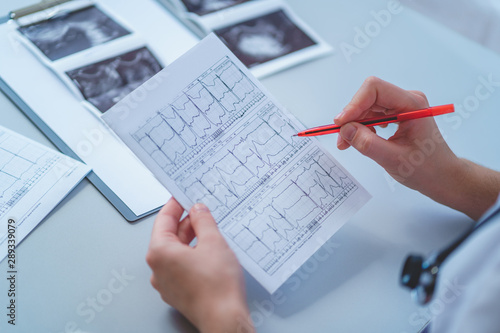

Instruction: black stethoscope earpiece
[401,254,438,305]
[401,255,423,289]
[400,205,499,305]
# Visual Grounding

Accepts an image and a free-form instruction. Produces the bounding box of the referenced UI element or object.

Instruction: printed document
[103,34,370,293]
[0,126,90,262]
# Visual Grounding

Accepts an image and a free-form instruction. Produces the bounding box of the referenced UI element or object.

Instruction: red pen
[294,104,454,137]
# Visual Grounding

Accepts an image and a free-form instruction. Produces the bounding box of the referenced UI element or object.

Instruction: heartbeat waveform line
[0,145,43,199]
[229,119,294,168]
[0,146,38,165]
[179,111,305,218]
[240,205,298,247]
[198,60,258,115]
[0,144,59,216]
[0,144,49,198]
[201,59,256,97]
[226,150,358,272]
[183,154,254,208]
[274,181,322,226]
[186,83,227,126]
[172,94,213,137]
[237,189,314,252]
[190,178,229,214]
[186,113,295,177]
[126,54,362,278]
[135,118,187,170]
[0,175,18,200]
[288,154,354,208]
[133,57,264,176]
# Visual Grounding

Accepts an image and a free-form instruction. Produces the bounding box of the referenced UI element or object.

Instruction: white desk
[1,0,500,332]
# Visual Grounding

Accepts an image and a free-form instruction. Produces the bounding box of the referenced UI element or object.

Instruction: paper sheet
[0,0,199,219]
[157,0,333,78]
[0,126,90,262]
[103,34,370,293]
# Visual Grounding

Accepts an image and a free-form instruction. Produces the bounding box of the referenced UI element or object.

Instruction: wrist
[455,159,500,220]
[425,157,500,220]
[197,297,254,333]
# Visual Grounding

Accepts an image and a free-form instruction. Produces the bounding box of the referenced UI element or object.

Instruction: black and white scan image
[215,10,317,68]
[180,0,250,16]
[18,6,130,61]
[66,47,162,113]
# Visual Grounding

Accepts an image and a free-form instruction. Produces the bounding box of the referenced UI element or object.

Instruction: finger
[335,77,428,125]
[188,203,223,244]
[337,126,375,150]
[369,105,388,113]
[150,275,159,291]
[337,134,350,150]
[150,198,185,247]
[334,108,382,124]
[408,90,430,105]
[337,137,350,150]
[339,122,403,169]
[178,215,196,245]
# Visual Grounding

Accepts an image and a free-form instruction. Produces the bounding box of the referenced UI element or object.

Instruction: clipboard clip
[10,0,72,20]
[9,0,94,27]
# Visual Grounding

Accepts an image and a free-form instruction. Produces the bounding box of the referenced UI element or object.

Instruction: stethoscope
[400,205,500,305]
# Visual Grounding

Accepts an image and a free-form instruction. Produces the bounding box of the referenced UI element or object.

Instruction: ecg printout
[103,34,370,293]
[0,126,90,262]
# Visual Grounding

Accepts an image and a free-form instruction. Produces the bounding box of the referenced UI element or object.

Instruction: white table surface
[1,1,500,332]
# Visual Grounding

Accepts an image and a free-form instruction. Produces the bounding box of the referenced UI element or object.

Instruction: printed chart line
[131,55,362,277]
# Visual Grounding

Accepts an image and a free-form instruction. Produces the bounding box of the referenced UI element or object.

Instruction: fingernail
[334,110,344,121]
[336,134,343,147]
[341,123,357,142]
[192,203,209,213]
[343,103,355,112]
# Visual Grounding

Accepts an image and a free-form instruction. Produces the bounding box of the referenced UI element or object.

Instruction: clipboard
[1,0,332,221]
[0,75,156,221]
[0,0,200,221]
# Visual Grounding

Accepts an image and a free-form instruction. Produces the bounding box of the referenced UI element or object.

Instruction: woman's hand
[146,199,255,333]
[335,77,500,220]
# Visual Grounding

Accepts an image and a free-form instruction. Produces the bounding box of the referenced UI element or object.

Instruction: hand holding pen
[320,77,479,216]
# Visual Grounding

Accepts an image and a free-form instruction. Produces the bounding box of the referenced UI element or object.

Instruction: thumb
[339,122,401,170]
[189,203,223,243]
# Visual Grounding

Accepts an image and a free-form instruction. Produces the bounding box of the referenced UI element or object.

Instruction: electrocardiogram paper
[103,34,371,293]
[0,126,90,262]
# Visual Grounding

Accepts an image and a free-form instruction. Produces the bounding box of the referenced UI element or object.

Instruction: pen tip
[292,134,298,137]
